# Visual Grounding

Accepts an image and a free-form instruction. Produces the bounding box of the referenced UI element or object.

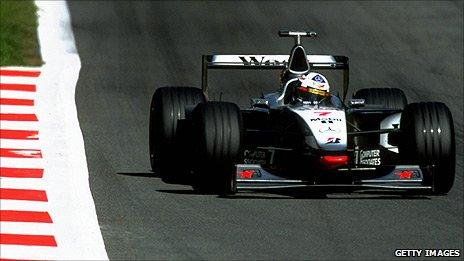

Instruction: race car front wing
[235,164,433,192]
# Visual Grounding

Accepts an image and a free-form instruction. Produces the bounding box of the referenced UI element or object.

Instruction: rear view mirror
[251,98,269,108]
[349,98,365,107]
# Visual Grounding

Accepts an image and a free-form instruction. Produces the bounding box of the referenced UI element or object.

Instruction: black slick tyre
[399,102,455,194]
[149,87,205,175]
[353,88,407,110]
[192,101,242,195]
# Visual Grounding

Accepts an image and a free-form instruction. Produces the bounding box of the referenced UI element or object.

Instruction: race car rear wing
[201,54,350,100]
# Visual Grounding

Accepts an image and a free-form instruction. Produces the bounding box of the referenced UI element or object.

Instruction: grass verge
[0,0,42,66]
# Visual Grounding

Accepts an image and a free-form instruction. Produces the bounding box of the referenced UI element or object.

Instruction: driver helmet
[294,72,330,102]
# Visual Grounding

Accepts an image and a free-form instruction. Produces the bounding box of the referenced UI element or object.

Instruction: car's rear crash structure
[149,31,455,195]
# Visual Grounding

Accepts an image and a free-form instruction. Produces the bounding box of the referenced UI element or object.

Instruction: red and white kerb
[0,68,59,258]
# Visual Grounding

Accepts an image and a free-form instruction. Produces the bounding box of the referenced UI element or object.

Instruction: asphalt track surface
[68,1,463,260]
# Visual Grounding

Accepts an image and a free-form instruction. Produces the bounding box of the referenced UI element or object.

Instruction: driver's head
[294,72,330,102]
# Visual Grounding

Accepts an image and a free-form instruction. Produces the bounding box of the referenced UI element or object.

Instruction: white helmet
[299,72,330,92]
[292,72,331,103]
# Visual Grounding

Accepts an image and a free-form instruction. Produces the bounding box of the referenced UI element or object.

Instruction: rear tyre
[149,87,206,175]
[353,88,407,110]
[192,102,242,195]
[399,102,455,194]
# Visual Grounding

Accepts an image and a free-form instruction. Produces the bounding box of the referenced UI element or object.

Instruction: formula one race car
[149,31,455,195]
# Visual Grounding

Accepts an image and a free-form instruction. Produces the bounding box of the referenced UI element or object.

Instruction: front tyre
[399,102,455,194]
[192,102,242,195]
[149,87,206,174]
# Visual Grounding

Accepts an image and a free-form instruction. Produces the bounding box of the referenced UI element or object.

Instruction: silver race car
[149,31,455,195]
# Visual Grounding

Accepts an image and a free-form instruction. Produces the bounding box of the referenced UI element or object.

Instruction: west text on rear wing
[201,54,350,100]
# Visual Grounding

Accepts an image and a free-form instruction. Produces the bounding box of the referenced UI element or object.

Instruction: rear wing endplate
[202,54,350,100]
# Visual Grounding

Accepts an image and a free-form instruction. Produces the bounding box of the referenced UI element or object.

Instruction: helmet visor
[296,86,329,102]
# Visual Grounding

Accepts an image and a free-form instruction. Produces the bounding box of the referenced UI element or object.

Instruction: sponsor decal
[298,86,329,96]
[326,137,341,144]
[358,149,381,165]
[319,126,341,133]
[238,56,287,66]
[312,74,326,83]
[239,170,254,179]
[243,149,267,164]
[308,87,329,96]
[310,117,342,123]
[395,170,420,179]
[237,169,261,179]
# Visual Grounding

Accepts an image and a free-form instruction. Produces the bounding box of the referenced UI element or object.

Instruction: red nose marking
[315,111,331,116]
